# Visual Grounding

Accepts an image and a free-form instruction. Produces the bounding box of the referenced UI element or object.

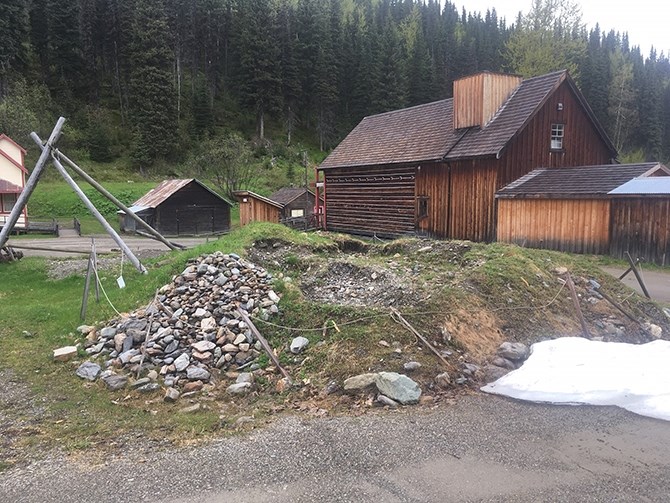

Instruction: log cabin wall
[610,198,670,265]
[324,164,416,237]
[415,163,449,237]
[497,80,614,188]
[239,197,281,226]
[496,198,610,254]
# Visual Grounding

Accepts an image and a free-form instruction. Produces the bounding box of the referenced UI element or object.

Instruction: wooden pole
[625,252,651,299]
[80,254,94,320]
[565,273,590,338]
[0,117,66,248]
[53,149,184,251]
[236,309,292,383]
[617,257,640,280]
[5,244,91,255]
[390,307,451,367]
[31,133,147,274]
[91,238,100,301]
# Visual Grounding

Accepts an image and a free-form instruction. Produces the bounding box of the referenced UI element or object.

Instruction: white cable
[93,260,122,316]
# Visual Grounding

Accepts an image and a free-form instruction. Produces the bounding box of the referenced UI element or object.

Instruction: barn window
[2,193,17,213]
[417,196,429,219]
[290,208,304,218]
[551,123,564,150]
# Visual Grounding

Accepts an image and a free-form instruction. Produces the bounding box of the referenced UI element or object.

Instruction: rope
[92,260,122,317]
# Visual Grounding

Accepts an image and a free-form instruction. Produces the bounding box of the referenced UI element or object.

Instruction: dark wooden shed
[496,163,670,263]
[118,179,232,236]
[317,70,617,241]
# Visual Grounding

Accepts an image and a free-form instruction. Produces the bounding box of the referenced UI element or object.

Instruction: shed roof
[233,190,283,209]
[320,70,615,169]
[132,179,232,208]
[496,163,669,199]
[268,187,314,206]
[0,179,23,193]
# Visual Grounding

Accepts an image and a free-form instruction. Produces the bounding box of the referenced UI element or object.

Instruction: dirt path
[1,395,668,502]
[6,234,211,259]
[602,266,670,304]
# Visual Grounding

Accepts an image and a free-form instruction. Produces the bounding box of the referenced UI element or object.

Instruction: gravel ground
[1,394,669,502]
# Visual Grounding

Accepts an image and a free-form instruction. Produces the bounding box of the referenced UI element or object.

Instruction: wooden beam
[565,273,590,338]
[0,117,66,249]
[53,149,184,251]
[625,252,651,299]
[390,307,450,367]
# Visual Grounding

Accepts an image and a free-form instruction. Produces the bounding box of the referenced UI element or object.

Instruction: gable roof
[0,134,28,174]
[320,70,616,169]
[133,179,232,208]
[268,187,314,206]
[233,190,283,209]
[496,163,669,199]
[0,179,23,193]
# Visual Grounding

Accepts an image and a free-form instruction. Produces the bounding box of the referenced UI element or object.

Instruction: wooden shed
[234,187,317,228]
[317,70,617,241]
[118,179,231,236]
[496,163,670,263]
[0,134,28,230]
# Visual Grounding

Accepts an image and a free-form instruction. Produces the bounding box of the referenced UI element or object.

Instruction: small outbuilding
[496,162,670,264]
[0,134,28,230]
[118,179,232,236]
[234,187,317,228]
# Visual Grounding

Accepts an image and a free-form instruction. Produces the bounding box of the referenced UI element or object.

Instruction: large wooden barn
[316,70,617,241]
[234,187,317,228]
[0,134,28,230]
[496,162,670,264]
[118,179,231,236]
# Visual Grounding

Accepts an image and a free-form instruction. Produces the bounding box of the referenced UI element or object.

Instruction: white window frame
[551,123,564,150]
[290,208,304,218]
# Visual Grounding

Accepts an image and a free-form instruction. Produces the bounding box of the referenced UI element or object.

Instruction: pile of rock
[76,251,281,393]
[483,341,530,381]
[343,371,422,407]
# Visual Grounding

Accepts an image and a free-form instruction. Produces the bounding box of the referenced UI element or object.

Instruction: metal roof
[132,179,232,208]
[609,177,670,195]
[116,205,149,215]
[233,190,283,208]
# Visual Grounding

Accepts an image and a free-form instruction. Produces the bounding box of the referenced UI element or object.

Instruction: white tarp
[481,337,670,421]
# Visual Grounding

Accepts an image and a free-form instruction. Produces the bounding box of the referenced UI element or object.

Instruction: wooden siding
[610,198,670,265]
[281,192,316,220]
[239,198,281,226]
[497,198,610,254]
[324,165,416,237]
[497,80,614,188]
[453,73,522,128]
[153,181,231,235]
[416,163,449,236]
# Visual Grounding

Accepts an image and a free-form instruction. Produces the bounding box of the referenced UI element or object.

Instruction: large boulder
[375,372,421,405]
[497,342,529,361]
[343,373,378,394]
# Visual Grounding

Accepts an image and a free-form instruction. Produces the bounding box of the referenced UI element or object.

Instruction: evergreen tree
[128,0,177,168]
[0,0,29,98]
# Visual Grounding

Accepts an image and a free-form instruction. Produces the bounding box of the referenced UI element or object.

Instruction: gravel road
[1,394,668,502]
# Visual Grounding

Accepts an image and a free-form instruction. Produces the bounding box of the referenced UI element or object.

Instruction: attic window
[551,124,564,150]
[2,193,17,213]
[417,196,429,219]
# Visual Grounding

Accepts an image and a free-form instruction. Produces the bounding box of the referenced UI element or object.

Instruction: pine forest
[1,0,670,196]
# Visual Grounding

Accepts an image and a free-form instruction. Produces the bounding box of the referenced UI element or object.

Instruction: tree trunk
[258,108,265,140]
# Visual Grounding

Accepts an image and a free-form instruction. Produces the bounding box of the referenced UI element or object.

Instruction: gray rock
[344,373,378,393]
[164,340,179,354]
[435,372,451,389]
[53,346,78,362]
[76,361,101,381]
[268,290,280,303]
[136,383,161,393]
[200,317,217,332]
[377,394,399,408]
[100,327,117,338]
[119,348,139,364]
[290,336,309,354]
[178,404,201,414]
[186,366,211,381]
[191,340,216,353]
[85,342,105,355]
[497,342,529,361]
[174,353,190,372]
[102,373,127,391]
[164,387,180,402]
[491,356,516,370]
[403,361,422,372]
[131,377,152,389]
[193,308,208,318]
[236,372,255,384]
[77,325,95,335]
[227,382,253,395]
[375,372,421,405]
[483,365,510,382]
